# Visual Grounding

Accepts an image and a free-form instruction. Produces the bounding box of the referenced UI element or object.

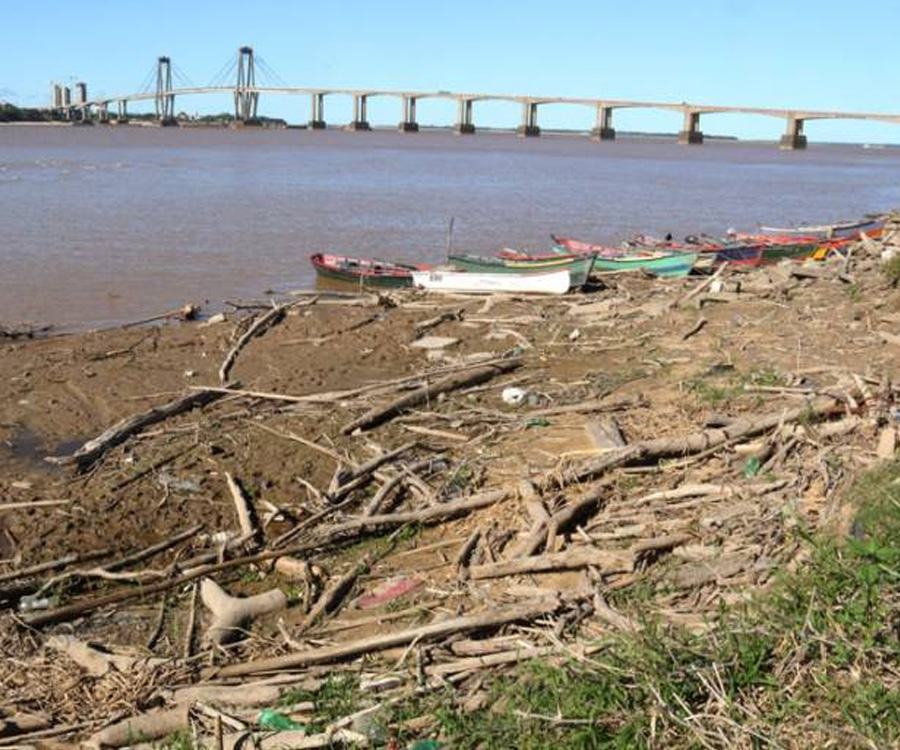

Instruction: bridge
[53,46,900,150]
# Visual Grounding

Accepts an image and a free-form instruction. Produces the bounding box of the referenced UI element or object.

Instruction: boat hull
[448,253,595,287]
[311,253,416,289]
[585,251,699,278]
[411,269,571,295]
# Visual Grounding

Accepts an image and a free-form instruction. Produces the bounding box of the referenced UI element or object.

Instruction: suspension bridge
[52,46,900,150]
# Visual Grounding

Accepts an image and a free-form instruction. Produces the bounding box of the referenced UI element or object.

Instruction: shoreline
[1,223,899,745]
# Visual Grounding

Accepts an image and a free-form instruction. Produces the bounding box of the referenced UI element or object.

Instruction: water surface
[1,125,898,329]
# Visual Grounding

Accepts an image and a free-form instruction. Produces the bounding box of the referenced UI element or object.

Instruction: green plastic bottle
[257,708,307,732]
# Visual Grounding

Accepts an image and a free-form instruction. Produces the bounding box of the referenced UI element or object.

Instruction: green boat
[588,249,699,277]
[447,252,596,288]
[311,253,421,289]
[759,241,821,263]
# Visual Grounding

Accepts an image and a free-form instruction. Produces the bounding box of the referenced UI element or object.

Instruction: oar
[446,216,455,259]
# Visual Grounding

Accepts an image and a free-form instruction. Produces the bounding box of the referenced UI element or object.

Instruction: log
[515,481,613,558]
[341,360,522,434]
[317,488,509,543]
[210,596,562,678]
[547,398,839,488]
[201,578,287,646]
[219,303,288,383]
[46,389,228,471]
[469,547,634,580]
[83,705,190,749]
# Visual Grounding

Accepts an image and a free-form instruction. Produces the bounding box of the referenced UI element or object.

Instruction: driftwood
[211,596,562,677]
[547,397,840,488]
[469,547,634,580]
[342,360,522,434]
[22,541,313,628]
[200,578,287,646]
[45,635,163,676]
[317,488,510,543]
[219,303,289,383]
[296,560,368,634]
[225,473,259,546]
[83,705,190,749]
[46,388,228,471]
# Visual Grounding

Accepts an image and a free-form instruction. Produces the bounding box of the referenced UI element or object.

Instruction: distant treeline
[0,103,56,122]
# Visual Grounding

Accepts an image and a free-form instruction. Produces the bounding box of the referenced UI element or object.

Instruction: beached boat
[758,216,884,239]
[548,236,699,277]
[310,253,424,288]
[626,234,765,267]
[411,268,571,295]
[447,252,596,287]
[590,250,700,277]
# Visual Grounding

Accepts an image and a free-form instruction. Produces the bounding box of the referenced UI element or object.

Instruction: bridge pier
[399,96,418,132]
[347,94,371,131]
[309,93,326,129]
[517,102,540,137]
[678,111,703,145]
[454,98,475,134]
[97,103,109,123]
[591,105,616,141]
[779,116,807,150]
[115,100,129,124]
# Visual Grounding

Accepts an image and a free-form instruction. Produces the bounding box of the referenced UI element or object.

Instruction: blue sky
[3,0,899,142]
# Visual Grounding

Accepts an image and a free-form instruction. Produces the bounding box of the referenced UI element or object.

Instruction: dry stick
[682,317,708,341]
[210,596,563,678]
[470,547,635,580]
[518,479,616,558]
[296,559,369,634]
[24,490,508,627]
[183,582,199,658]
[339,441,418,486]
[0,549,114,586]
[316,488,510,544]
[225,473,259,545]
[105,523,203,572]
[363,455,445,517]
[676,261,728,308]
[196,352,518,407]
[0,499,70,512]
[456,529,482,579]
[341,360,522,434]
[545,397,839,490]
[218,303,289,384]
[247,421,351,466]
[46,388,229,472]
[523,394,647,419]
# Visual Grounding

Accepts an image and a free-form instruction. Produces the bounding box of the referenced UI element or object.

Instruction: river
[1,124,898,330]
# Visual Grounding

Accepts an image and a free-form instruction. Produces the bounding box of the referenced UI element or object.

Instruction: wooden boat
[758,216,885,239]
[411,268,571,295]
[310,253,424,288]
[549,236,699,277]
[447,252,596,288]
[590,250,699,277]
[627,234,765,267]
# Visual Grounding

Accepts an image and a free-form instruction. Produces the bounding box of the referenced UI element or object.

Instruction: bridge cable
[171,63,196,89]
[254,55,289,88]
[137,63,158,95]
[207,55,238,88]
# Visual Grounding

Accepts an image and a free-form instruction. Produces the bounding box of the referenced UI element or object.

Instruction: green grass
[686,366,784,407]
[376,459,900,749]
[884,254,900,287]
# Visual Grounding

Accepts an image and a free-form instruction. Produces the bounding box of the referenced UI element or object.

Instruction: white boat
[411,268,571,295]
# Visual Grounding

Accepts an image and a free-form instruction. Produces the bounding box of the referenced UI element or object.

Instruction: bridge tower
[155,56,176,124]
[234,46,259,122]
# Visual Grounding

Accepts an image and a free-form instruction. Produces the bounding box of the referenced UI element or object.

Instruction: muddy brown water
[2,125,899,331]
